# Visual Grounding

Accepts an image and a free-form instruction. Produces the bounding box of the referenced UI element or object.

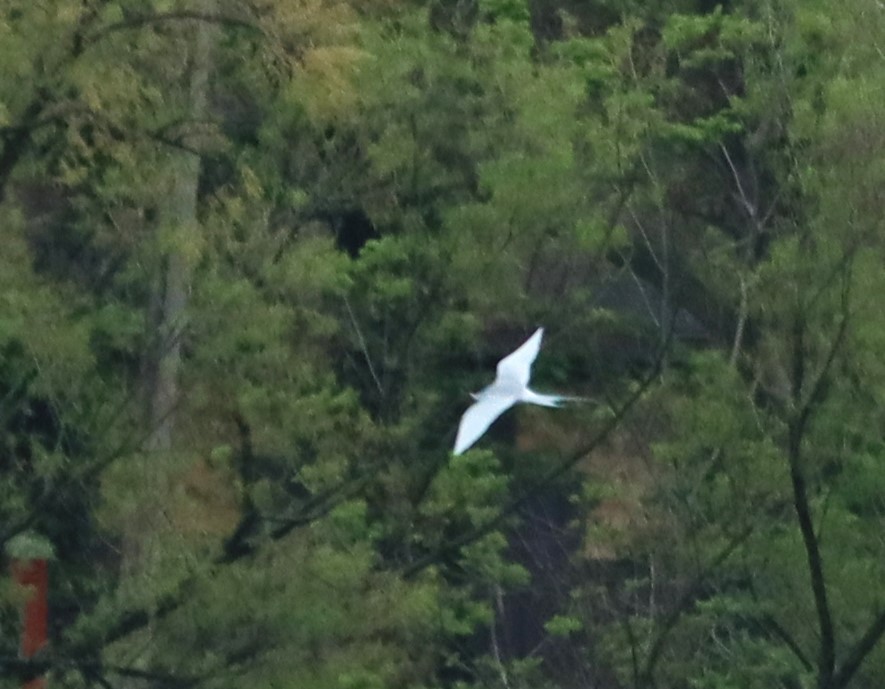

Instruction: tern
[453,327,578,455]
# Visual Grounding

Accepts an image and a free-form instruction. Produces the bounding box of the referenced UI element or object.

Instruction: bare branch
[833,608,885,688]
[795,271,851,436]
[85,11,263,47]
[640,526,754,685]
[787,316,836,685]
[729,274,749,367]
[490,586,512,689]
[344,295,384,396]
[720,143,757,221]
[759,613,813,673]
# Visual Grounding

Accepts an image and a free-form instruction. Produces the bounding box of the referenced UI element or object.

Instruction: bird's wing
[453,395,518,455]
[495,327,544,387]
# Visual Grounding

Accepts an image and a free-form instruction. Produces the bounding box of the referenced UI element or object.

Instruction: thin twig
[720,143,757,220]
[730,274,748,367]
[490,586,512,689]
[343,296,384,396]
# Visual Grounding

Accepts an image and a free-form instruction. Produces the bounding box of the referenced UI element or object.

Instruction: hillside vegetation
[1,1,884,687]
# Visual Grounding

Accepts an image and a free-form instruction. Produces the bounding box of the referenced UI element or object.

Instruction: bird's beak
[469,392,480,401]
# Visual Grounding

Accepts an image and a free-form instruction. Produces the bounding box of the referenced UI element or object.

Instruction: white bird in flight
[453,327,577,455]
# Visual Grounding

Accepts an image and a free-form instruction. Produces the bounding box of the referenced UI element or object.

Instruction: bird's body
[453,327,577,455]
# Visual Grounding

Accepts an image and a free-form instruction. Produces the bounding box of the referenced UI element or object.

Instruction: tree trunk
[146,6,212,452]
[118,6,214,684]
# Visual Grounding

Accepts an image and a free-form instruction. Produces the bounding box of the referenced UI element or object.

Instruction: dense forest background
[1,0,885,687]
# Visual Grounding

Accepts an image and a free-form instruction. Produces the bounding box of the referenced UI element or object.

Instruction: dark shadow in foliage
[529,0,620,42]
[430,0,479,38]
[497,492,593,681]
[0,342,116,656]
[221,412,314,561]
[329,207,379,258]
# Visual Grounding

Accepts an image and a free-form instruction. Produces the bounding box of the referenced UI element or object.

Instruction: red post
[11,558,48,689]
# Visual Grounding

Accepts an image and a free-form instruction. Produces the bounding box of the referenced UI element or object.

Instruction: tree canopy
[1,1,885,688]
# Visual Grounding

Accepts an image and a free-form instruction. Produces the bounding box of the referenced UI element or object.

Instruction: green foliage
[544,613,583,637]
[3,0,885,688]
